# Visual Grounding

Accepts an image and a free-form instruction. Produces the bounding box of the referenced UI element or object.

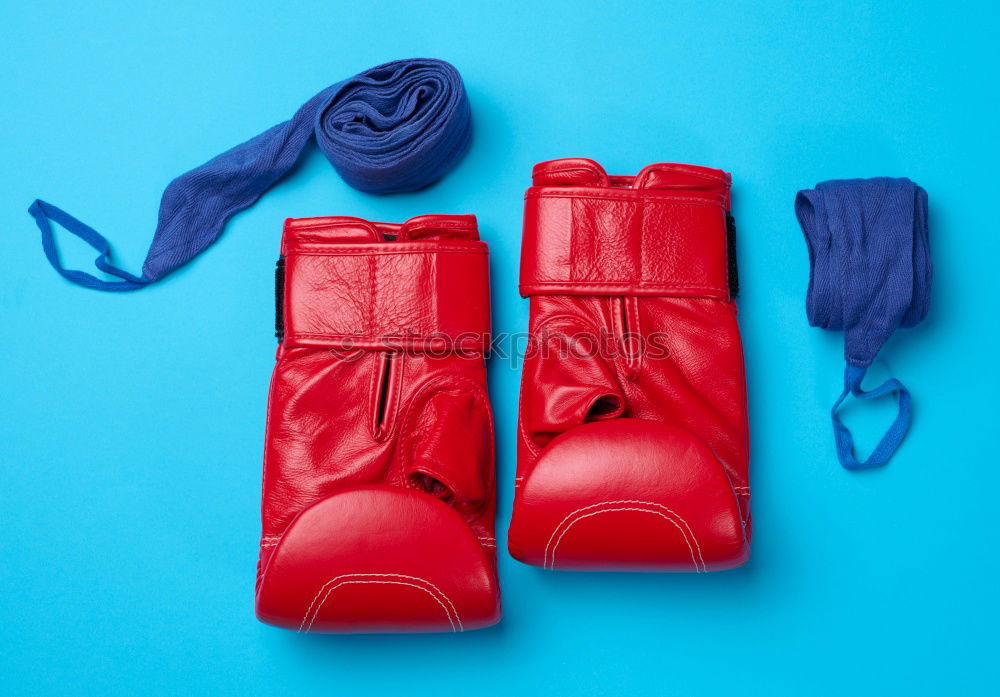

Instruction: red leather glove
[507,159,751,572]
[256,215,500,632]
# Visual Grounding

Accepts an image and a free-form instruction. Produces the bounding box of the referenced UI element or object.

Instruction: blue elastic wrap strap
[795,178,931,470]
[28,58,472,291]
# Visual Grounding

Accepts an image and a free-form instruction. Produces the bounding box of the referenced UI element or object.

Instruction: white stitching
[298,573,463,633]
[300,573,462,632]
[543,500,705,572]
[548,508,701,572]
[303,581,457,632]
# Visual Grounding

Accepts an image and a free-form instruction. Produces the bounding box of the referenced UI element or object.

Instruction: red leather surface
[509,159,751,572]
[281,215,490,352]
[521,161,731,300]
[256,215,500,632]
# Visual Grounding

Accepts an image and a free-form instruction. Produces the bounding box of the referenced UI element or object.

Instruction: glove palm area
[256,215,500,632]
[508,159,751,572]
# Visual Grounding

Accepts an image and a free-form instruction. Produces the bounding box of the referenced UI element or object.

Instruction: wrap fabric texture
[28,58,471,291]
[795,178,931,470]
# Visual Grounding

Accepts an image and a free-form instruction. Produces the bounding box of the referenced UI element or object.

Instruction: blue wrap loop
[831,364,912,471]
[28,58,471,292]
[796,178,931,471]
[29,200,149,291]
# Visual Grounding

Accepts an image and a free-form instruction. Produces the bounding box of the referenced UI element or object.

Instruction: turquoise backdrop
[2,1,997,695]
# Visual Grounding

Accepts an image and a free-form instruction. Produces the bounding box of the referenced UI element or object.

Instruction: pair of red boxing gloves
[255,158,752,633]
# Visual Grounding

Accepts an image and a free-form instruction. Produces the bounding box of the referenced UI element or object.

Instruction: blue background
[2,1,997,695]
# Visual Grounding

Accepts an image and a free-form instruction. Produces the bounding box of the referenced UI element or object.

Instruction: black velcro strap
[274,256,285,342]
[726,213,740,297]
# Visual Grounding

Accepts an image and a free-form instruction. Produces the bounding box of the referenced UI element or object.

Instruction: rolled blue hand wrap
[796,178,931,470]
[28,58,472,291]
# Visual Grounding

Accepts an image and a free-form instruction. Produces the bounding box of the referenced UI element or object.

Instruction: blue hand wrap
[796,178,931,470]
[28,58,471,291]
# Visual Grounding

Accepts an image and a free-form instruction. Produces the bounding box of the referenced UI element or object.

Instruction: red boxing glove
[508,159,751,572]
[256,215,501,632]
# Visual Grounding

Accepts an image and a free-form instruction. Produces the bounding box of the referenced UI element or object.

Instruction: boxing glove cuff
[281,215,490,351]
[520,158,732,300]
